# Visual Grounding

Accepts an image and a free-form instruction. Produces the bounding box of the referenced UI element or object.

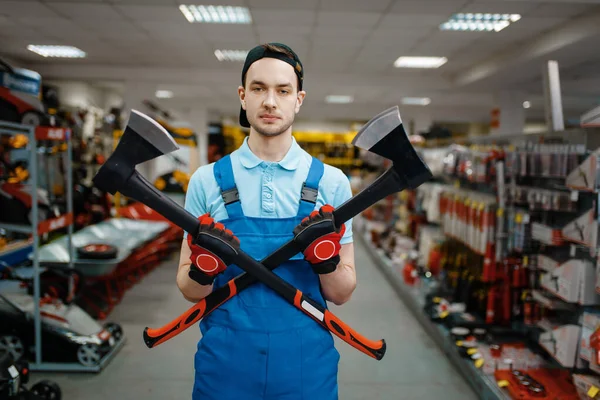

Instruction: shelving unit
[0,120,83,372]
[356,219,510,400]
[358,127,600,399]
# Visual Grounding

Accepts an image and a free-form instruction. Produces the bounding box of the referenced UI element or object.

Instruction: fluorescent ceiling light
[27,45,85,58]
[394,56,447,69]
[179,5,251,24]
[325,95,354,104]
[402,97,431,106]
[523,101,531,109]
[156,90,173,99]
[214,49,248,62]
[440,13,521,32]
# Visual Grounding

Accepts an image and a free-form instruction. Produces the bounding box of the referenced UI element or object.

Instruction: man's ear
[238,86,246,110]
[295,90,306,113]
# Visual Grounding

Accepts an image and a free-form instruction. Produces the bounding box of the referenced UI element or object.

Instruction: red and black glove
[293,205,346,274]
[187,213,240,285]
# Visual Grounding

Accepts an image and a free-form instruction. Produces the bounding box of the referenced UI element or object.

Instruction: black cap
[239,43,304,128]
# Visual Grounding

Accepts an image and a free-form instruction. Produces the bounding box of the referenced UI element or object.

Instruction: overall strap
[213,154,244,218]
[297,157,325,217]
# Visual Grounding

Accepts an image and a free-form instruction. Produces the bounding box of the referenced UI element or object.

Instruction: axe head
[352,106,432,189]
[92,109,178,194]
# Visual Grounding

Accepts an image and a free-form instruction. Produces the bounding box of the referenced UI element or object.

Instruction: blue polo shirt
[184,136,353,245]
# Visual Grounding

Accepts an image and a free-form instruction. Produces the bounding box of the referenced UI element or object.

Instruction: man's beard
[252,117,294,137]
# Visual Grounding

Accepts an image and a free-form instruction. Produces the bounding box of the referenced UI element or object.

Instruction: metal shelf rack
[0,120,78,372]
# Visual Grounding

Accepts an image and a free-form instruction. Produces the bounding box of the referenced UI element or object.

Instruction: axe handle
[227,251,387,360]
[332,168,406,230]
[121,171,200,236]
[118,167,386,359]
[143,168,407,350]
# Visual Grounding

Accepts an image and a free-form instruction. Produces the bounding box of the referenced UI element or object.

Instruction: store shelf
[0,223,33,234]
[531,290,578,312]
[357,228,510,400]
[0,239,32,266]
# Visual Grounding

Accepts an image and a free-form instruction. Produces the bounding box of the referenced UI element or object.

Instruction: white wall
[44,81,103,109]
[103,90,123,113]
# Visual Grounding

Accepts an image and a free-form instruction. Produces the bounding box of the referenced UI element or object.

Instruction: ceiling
[1,0,599,124]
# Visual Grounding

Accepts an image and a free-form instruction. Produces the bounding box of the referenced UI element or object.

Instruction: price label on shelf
[497,380,509,388]
[571,190,579,202]
[588,385,599,398]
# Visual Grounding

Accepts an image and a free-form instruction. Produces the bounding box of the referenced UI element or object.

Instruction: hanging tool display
[92,107,433,359]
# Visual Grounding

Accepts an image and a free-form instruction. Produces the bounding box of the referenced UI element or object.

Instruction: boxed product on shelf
[531,222,564,246]
[439,188,496,256]
[415,182,446,223]
[579,311,600,363]
[573,374,600,400]
[416,225,444,275]
[561,207,598,255]
[539,259,599,305]
[505,143,585,179]
[539,324,582,368]
[566,147,600,192]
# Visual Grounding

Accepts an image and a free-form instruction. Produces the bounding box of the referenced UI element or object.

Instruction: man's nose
[263,89,277,108]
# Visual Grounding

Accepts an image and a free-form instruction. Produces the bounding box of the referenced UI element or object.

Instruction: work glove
[293,205,346,275]
[187,213,240,285]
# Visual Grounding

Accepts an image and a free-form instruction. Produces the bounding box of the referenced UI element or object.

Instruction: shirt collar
[238,136,302,171]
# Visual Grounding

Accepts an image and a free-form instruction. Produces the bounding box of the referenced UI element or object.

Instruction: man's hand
[187,213,240,285]
[293,205,346,274]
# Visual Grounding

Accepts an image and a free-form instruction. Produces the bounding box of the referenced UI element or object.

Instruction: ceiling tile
[252,10,316,26]
[136,21,199,36]
[460,1,540,15]
[369,26,434,40]
[198,25,256,40]
[0,1,62,18]
[388,0,470,15]
[106,0,178,4]
[249,0,320,9]
[319,0,393,12]
[43,0,104,2]
[414,33,480,54]
[313,27,372,39]
[379,13,449,28]
[316,11,382,28]
[114,5,185,22]
[211,38,264,50]
[0,24,45,40]
[528,3,595,18]
[363,32,425,49]
[256,25,313,37]
[47,2,127,20]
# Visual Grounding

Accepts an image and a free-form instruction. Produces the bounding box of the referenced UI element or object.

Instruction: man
[177,43,356,400]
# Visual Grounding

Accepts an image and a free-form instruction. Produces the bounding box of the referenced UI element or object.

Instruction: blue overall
[192,155,340,400]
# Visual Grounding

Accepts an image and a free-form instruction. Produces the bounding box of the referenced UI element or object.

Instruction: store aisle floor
[33,238,477,399]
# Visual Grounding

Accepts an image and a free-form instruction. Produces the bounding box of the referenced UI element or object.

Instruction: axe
[93,107,431,360]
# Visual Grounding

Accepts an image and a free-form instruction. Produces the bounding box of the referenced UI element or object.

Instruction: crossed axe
[92,106,432,360]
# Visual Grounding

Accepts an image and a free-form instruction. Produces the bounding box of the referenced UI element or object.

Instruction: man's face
[239,58,306,137]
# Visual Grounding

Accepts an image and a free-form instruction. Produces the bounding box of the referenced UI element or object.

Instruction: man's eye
[253,87,263,92]
[280,90,289,94]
